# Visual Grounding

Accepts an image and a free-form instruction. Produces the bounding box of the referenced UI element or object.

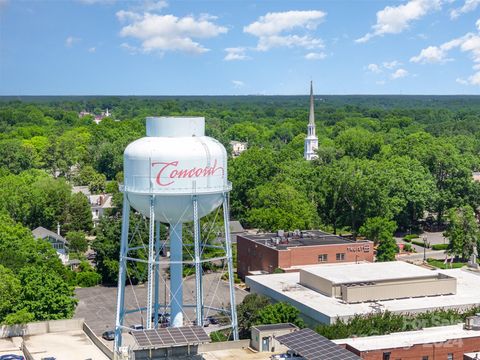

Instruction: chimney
[57,223,61,236]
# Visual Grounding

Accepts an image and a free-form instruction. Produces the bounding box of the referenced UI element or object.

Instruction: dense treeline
[1,95,480,289]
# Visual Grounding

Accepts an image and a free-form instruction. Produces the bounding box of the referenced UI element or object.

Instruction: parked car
[102,330,115,341]
[207,316,219,325]
[129,324,144,333]
[0,355,24,360]
[41,357,56,360]
[193,318,210,327]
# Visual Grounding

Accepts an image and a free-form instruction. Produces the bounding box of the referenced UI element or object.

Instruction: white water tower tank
[123,117,230,223]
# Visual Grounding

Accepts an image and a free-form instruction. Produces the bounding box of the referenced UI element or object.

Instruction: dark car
[207,316,219,325]
[41,357,56,360]
[102,330,115,341]
[0,355,24,360]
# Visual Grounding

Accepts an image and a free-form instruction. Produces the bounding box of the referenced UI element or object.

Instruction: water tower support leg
[146,196,155,330]
[223,194,239,341]
[154,220,161,328]
[114,193,130,352]
[193,196,203,327]
[170,223,183,327]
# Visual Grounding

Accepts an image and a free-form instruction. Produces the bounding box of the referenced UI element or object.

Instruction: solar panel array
[275,328,361,360]
[132,326,210,349]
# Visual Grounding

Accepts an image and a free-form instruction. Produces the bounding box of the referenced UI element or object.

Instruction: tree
[246,182,318,231]
[376,237,398,262]
[0,265,21,322]
[255,302,305,328]
[359,217,397,246]
[444,205,479,260]
[236,294,271,339]
[64,193,92,233]
[66,231,88,253]
[17,266,77,320]
[3,309,35,325]
[88,172,107,194]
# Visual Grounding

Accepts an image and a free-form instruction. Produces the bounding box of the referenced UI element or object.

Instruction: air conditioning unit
[465,315,480,330]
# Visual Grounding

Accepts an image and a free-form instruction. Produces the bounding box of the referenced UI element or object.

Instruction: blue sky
[0,0,479,95]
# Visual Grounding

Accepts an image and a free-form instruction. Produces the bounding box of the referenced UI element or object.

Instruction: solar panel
[275,328,361,360]
[131,326,210,349]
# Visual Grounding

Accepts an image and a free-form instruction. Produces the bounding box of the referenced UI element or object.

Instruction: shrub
[432,244,448,251]
[403,234,419,241]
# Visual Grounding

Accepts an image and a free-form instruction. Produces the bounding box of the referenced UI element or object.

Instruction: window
[318,254,328,262]
[422,356,429,360]
[336,253,345,261]
[447,355,453,360]
[382,352,390,360]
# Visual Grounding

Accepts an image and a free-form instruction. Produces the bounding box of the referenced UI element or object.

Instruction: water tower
[114,117,238,352]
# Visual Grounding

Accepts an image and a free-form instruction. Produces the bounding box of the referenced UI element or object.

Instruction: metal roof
[275,328,361,360]
[32,227,67,244]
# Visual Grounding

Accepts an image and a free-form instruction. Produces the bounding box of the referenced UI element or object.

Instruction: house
[32,226,69,265]
[72,186,113,226]
[230,140,247,157]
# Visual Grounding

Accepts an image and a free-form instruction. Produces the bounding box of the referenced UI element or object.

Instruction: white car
[270,350,304,360]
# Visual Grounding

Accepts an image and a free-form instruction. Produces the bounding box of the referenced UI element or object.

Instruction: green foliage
[403,234,419,241]
[66,231,88,253]
[3,309,35,325]
[255,302,305,328]
[402,243,414,252]
[0,265,21,321]
[376,239,398,262]
[316,308,480,340]
[236,293,271,339]
[431,243,448,251]
[444,205,480,260]
[210,330,229,342]
[426,258,467,269]
[247,182,318,231]
[359,217,397,245]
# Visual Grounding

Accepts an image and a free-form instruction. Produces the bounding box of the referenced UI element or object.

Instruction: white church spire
[304,81,319,161]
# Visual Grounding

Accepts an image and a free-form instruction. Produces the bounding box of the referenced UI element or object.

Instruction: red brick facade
[237,235,374,279]
[343,337,480,360]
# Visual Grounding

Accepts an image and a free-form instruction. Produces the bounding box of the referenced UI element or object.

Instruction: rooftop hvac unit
[277,229,285,237]
[465,315,480,330]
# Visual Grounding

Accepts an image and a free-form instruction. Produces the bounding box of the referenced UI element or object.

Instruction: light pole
[423,235,428,263]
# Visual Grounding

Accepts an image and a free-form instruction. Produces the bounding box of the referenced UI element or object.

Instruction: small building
[335,323,480,360]
[246,262,480,326]
[237,230,374,280]
[250,323,298,353]
[230,140,247,157]
[32,226,69,264]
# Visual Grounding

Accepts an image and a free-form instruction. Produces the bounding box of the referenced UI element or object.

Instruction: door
[262,337,270,352]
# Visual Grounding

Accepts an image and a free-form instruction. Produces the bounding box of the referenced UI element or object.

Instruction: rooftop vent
[465,315,480,330]
[277,230,285,237]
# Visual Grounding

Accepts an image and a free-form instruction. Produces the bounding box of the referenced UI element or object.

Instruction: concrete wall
[251,328,295,352]
[83,321,114,360]
[299,269,333,297]
[198,339,249,352]
[340,275,457,303]
[0,318,84,338]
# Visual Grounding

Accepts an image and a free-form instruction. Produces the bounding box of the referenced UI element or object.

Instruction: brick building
[237,230,374,279]
[335,323,480,360]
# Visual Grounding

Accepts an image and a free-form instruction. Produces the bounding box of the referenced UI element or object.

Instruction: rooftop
[301,261,434,285]
[251,323,298,332]
[241,230,369,249]
[32,226,67,244]
[246,265,480,324]
[334,323,480,351]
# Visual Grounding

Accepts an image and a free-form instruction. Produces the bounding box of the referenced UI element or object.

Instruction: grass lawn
[427,258,467,269]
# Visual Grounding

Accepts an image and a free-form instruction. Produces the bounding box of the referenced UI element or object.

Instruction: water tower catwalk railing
[113,117,239,354]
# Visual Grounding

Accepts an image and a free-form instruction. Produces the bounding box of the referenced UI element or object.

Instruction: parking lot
[74,272,247,337]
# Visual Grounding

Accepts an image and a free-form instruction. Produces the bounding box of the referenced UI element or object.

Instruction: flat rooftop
[334,324,480,351]
[301,261,436,284]
[241,230,367,249]
[252,323,297,332]
[246,265,480,324]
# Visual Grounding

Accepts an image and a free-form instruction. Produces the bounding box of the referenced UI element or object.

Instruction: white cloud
[117,11,227,55]
[65,36,80,47]
[224,47,250,61]
[383,60,401,69]
[88,47,96,53]
[450,0,480,19]
[410,45,450,63]
[477,18,480,31]
[356,0,442,43]
[391,68,409,79]
[468,71,480,84]
[305,52,326,60]
[244,10,326,51]
[456,77,469,84]
[367,63,382,73]
[142,0,168,12]
[120,42,139,55]
[232,80,245,88]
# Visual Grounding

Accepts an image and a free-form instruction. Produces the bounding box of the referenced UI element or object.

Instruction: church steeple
[304,81,319,161]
